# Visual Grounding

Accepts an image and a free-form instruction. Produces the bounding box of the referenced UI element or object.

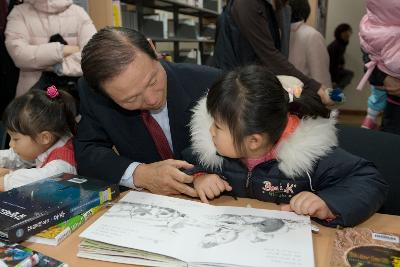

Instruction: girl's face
[8,132,49,162]
[209,119,241,158]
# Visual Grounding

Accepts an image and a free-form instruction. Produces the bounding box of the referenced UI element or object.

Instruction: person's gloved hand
[49,33,68,45]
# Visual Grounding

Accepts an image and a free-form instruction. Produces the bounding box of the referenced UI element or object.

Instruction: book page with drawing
[79,191,314,267]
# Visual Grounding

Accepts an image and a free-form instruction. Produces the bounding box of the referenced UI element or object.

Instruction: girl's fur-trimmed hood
[189,97,338,178]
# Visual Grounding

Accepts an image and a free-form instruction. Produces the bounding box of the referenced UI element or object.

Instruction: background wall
[325,0,368,111]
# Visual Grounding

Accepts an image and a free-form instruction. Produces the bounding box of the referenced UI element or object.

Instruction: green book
[27,205,104,246]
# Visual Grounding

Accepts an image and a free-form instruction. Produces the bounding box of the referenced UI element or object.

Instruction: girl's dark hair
[3,89,77,140]
[289,0,311,23]
[81,27,158,93]
[207,65,330,155]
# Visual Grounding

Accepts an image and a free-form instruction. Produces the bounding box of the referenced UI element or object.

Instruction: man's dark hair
[81,27,158,93]
[334,23,352,40]
[289,0,311,23]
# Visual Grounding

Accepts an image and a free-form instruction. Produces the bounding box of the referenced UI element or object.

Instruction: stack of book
[0,173,119,243]
[27,204,104,246]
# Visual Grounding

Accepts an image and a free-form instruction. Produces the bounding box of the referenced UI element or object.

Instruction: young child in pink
[357,0,400,130]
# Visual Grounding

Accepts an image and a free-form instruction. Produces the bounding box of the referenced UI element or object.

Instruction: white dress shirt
[119,104,173,189]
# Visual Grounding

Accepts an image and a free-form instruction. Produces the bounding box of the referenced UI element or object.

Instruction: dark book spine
[6,184,119,243]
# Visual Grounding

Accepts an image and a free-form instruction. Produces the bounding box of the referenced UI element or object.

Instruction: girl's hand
[280,191,336,220]
[193,174,232,204]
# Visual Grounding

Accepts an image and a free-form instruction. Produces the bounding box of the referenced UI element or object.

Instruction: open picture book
[78,191,314,267]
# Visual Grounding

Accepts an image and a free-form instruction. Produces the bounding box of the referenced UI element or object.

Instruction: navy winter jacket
[184,97,388,227]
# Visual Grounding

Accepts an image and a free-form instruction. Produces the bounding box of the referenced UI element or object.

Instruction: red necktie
[141,110,174,160]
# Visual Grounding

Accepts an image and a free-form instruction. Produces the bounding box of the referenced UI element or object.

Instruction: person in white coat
[288,0,332,88]
[4,0,96,96]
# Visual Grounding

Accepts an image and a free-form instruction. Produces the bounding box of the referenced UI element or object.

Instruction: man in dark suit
[74,27,221,197]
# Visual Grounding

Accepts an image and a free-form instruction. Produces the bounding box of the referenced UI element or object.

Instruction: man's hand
[133,159,197,197]
[317,86,335,107]
[280,191,335,220]
[193,174,232,204]
[63,45,80,57]
[383,76,400,96]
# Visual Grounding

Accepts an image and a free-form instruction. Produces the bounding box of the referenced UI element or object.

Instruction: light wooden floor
[337,112,364,126]
[337,111,382,127]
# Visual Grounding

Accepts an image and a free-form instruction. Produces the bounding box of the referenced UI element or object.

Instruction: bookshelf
[88,0,221,64]
[151,37,215,43]
[123,0,219,17]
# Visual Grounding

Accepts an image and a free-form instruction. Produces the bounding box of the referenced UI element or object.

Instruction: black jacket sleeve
[314,148,388,227]
[181,147,217,175]
[73,79,133,184]
[231,0,321,92]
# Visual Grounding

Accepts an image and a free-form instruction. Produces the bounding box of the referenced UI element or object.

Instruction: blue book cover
[0,173,119,243]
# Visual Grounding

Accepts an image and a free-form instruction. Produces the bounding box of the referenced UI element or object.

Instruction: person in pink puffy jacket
[357,0,400,132]
[4,0,96,97]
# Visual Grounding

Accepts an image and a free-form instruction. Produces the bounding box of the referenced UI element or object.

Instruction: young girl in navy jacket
[185,65,388,227]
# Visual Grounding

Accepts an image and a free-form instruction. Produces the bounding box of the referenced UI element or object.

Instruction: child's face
[8,132,49,162]
[209,120,240,158]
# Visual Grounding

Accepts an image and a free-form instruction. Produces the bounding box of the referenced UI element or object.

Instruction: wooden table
[22,192,400,267]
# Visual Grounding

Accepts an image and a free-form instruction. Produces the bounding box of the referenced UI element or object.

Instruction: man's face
[102,52,167,111]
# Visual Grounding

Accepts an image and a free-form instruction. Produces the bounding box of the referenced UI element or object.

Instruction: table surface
[22,192,400,267]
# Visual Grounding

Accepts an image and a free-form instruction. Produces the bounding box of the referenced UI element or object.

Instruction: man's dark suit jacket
[74,61,221,184]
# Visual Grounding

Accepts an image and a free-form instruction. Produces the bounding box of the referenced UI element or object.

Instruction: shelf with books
[88,0,221,65]
[151,37,214,43]
[122,0,219,18]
